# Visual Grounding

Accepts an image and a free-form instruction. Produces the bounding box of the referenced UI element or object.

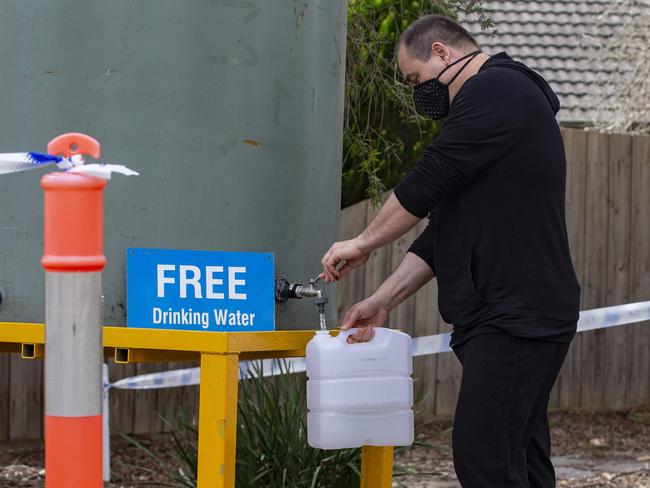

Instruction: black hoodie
[394,52,581,348]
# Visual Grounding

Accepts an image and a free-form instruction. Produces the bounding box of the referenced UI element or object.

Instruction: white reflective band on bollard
[45,273,103,416]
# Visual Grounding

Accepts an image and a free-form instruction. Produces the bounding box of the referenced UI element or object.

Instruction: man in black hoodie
[319,14,581,488]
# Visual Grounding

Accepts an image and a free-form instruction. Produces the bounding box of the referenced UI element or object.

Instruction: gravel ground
[395,406,650,488]
[0,406,648,487]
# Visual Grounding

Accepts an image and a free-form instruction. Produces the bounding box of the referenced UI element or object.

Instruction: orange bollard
[41,133,105,488]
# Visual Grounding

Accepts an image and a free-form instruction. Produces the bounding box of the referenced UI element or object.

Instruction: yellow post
[360,446,394,488]
[197,353,240,488]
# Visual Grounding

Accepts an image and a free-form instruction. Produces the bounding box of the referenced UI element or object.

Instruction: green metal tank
[0,0,347,329]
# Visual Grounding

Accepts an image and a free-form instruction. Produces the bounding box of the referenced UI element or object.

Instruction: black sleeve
[394,70,525,218]
[407,212,436,274]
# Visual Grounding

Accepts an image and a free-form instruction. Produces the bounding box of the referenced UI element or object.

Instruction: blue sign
[127,248,275,332]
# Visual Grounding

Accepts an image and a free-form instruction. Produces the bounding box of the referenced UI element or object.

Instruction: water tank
[0,1,347,329]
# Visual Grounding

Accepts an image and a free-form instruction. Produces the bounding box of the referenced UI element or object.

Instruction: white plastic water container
[306,327,414,449]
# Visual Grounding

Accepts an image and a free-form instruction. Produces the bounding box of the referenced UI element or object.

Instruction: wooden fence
[338,128,650,415]
[1,129,648,441]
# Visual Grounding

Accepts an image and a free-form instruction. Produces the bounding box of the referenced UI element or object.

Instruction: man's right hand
[319,237,370,283]
[340,295,389,344]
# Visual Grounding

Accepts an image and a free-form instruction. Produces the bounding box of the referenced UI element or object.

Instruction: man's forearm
[373,251,435,312]
[356,193,421,254]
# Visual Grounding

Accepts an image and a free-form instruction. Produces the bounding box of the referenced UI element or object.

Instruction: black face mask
[412,49,481,120]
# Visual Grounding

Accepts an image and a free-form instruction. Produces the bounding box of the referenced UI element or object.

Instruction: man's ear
[431,42,449,62]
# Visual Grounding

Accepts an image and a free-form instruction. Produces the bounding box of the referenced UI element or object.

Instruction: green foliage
[342,0,492,208]
[235,361,361,488]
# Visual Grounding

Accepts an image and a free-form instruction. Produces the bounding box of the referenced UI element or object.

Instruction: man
[319,14,581,488]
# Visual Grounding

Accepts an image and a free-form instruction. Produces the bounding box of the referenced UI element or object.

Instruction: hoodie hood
[479,51,561,114]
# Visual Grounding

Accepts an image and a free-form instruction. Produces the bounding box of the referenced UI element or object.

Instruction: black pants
[451,332,570,488]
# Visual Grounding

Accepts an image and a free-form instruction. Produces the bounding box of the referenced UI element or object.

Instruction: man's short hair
[398,14,479,62]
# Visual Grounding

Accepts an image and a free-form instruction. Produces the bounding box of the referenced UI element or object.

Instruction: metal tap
[274,274,329,331]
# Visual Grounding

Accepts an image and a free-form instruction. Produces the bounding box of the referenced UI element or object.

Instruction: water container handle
[337,327,380,345]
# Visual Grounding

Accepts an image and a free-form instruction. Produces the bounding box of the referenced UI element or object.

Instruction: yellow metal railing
[0,322,394,488]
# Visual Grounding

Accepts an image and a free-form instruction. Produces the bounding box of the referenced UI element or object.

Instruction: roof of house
[461,0,639,125]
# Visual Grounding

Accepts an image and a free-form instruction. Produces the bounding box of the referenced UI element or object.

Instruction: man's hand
[319,237,369,283]
[340,295,389,344]
[319,194,421,283]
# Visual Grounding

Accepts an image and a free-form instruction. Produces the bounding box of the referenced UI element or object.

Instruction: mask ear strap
[437,49,480,77]
[444,50,481,86]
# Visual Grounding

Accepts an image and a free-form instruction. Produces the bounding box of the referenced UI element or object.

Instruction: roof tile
[461,0,643,123]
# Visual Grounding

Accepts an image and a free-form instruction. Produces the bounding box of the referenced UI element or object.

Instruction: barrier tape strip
[107,300,650,391]
[0,152,138,179]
